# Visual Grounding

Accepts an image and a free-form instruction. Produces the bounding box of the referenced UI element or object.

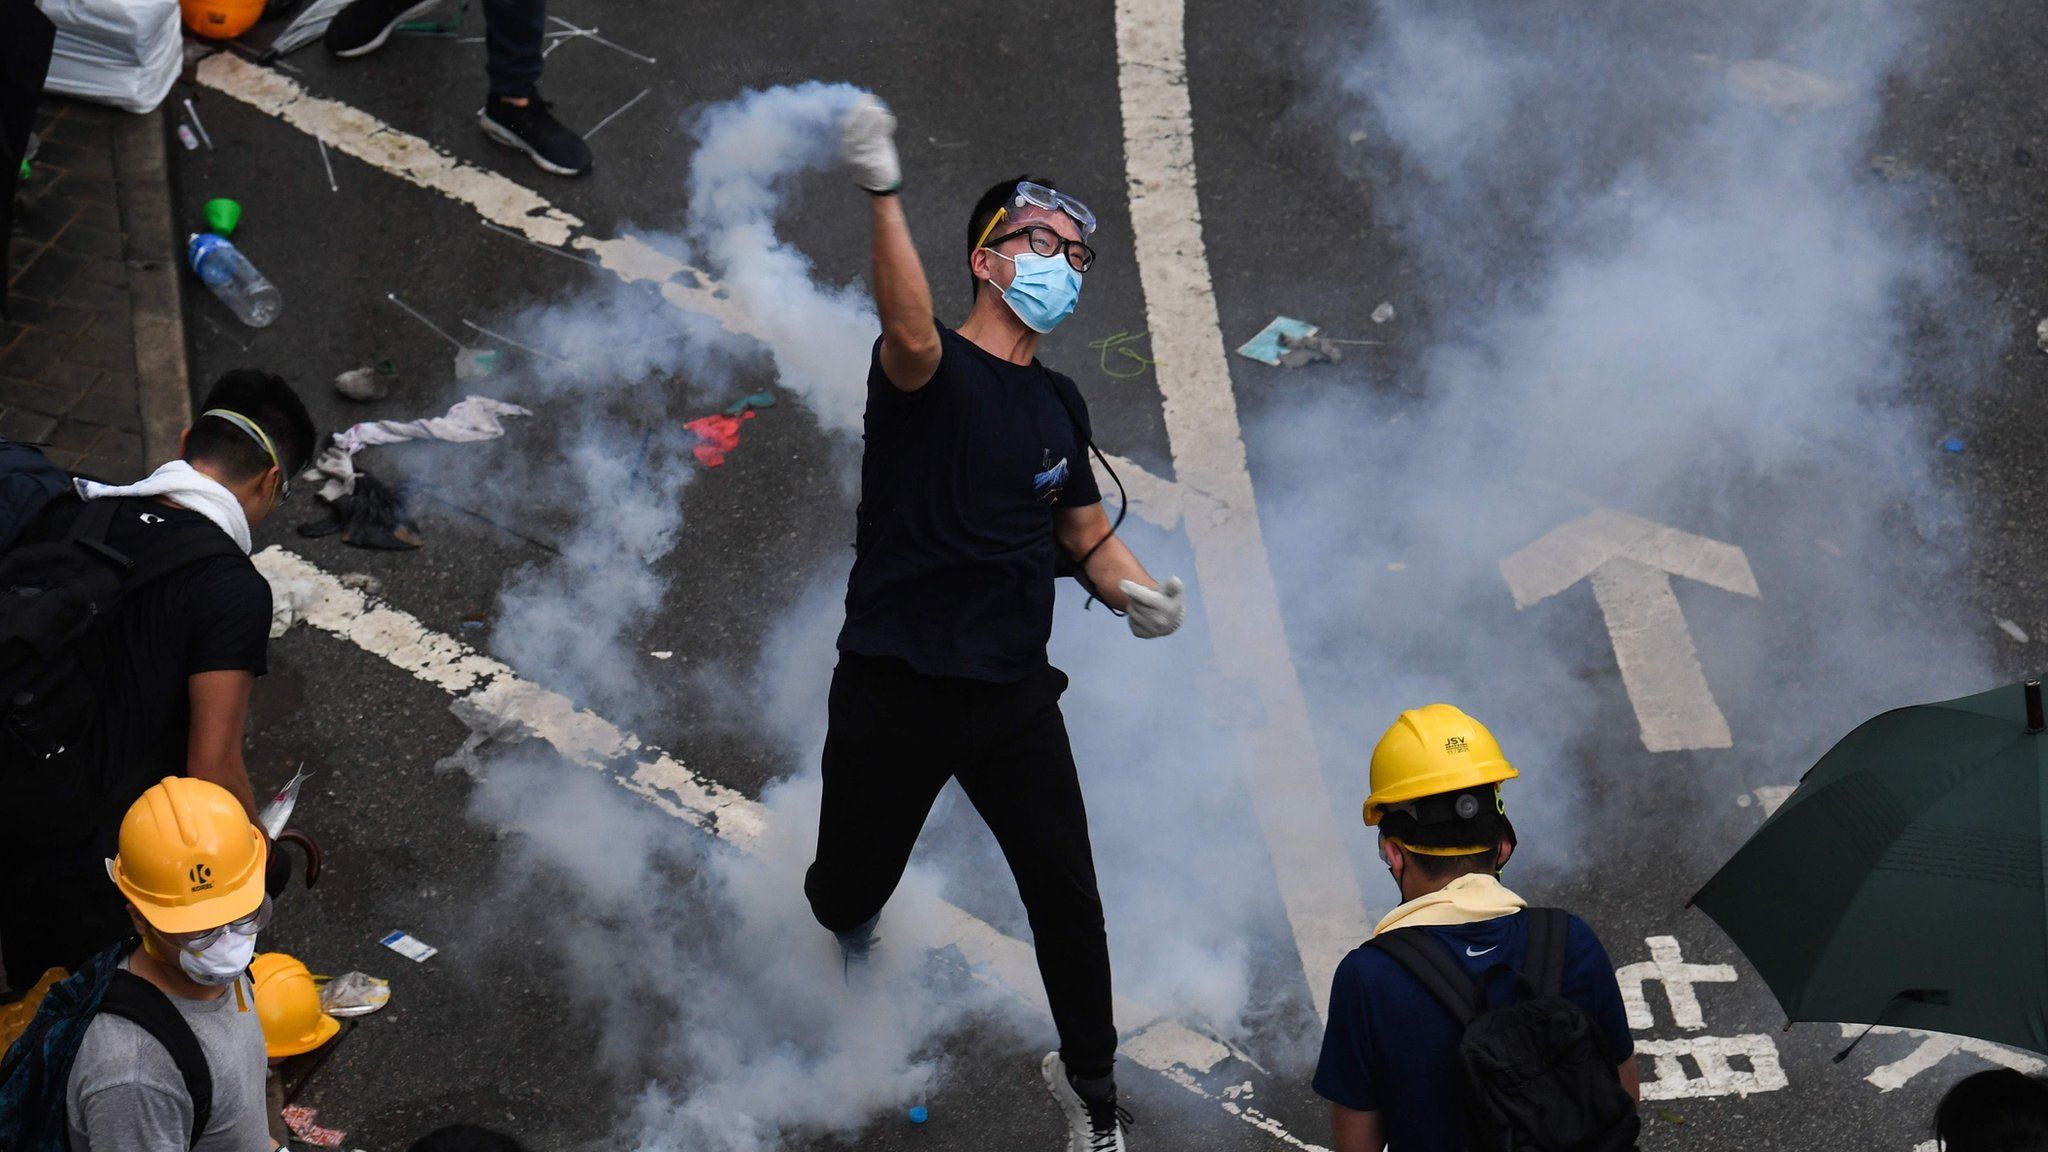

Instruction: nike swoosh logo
[1466,945,1499,957]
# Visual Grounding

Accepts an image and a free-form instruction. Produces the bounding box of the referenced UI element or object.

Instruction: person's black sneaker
[834,912,880,985]
[479,94,594,177]
[322,0,445,57]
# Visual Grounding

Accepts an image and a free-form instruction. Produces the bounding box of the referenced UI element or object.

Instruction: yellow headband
[1389,838,1494,857]
[202,408,282,474]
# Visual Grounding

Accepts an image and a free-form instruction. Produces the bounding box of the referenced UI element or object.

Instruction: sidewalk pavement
[2,96,191,482]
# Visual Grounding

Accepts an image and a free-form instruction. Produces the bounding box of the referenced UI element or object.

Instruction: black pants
[481,0,545,98]
[0,836,128,992]
[805,653,1117,1080]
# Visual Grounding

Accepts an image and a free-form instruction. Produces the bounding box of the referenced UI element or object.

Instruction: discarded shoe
[479,94,593,177]
[297,470,423,550]
[323,0,444,57]
[1042,1052,1131,1152]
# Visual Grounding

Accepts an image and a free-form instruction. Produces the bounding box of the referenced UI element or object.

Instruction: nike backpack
[0,439,241,846]
[0,938,213,1152]
[1366,908,1642,1152]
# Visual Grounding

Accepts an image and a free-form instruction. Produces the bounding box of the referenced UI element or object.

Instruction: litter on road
[1943,438,1965,454]
[177,124,199,151]
[1997,617,2030,643]
[281,1105,346,1148]
[334,363,393,402]
[182,98,214,149]
[1087,330,1158,379]
[2035,317,2048,354]
[317,136,338,192]
[1236,316,1320,365]
[1723,59,1852,113]
[583,88,650,141]
[317,971,392,1018]
[723,392,777,416]
[686,411,755,467]
[203,197,240,235]
[452,345,503,380]
[305,394,531,502]
[379,931,438,963]
[385,292,467,351]
[298,470,424,550]
[462,318,572,365]
[1371,301,1395,324]
[544,15,656,63]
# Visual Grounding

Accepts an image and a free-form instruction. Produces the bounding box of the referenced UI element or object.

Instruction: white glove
[1120,577,1187,639]
[840,94,901,194]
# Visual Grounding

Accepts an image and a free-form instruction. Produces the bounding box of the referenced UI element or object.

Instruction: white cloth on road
[75,460,252,555]
[306,395,532,501]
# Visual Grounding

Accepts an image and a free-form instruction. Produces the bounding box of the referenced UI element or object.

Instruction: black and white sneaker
[322,0,445,57]
[1042,1052,1131,1152]
[478,94,593,177]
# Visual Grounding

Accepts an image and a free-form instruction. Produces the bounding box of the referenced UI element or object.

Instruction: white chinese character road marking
[1617,936,1738,1031]
[1838,1024,2045,1092]
[1637,1035,1789,1101]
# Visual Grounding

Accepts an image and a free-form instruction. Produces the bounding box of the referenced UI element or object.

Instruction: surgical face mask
[986,250,1082,333]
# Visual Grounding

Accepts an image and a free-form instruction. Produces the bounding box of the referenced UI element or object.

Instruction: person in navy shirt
[1315,705,1640,1151]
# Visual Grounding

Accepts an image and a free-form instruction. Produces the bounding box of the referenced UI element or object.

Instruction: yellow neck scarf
[1372,873,1527,937]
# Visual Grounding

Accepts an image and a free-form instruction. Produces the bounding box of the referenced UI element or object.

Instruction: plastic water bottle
[188,233,281,327]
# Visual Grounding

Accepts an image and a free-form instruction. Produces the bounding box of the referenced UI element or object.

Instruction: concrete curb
[111,107,190,467]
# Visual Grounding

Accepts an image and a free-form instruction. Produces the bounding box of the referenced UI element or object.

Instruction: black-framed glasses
[986,225,1095,273]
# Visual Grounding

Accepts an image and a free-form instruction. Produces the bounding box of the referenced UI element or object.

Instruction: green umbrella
[1691,678,2048,1056]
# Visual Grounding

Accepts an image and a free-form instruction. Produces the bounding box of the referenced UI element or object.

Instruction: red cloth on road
[685,410,755,467]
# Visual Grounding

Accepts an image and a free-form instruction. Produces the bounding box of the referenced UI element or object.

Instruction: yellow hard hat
[109,777,268,936]
[250,952,341,1058]
[179,0,265,39]
[1364,704,1519,825]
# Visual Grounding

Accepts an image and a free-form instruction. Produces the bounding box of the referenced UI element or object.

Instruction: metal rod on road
[546,15,655,63]
[385,293,467,350]
[460,318,573,364]
[182,99,214,150]
[583,88,649,140]
[478,219,601,268]
[316,138,337,192]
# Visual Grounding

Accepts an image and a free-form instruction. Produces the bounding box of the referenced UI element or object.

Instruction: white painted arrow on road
[1501,509,1760,752]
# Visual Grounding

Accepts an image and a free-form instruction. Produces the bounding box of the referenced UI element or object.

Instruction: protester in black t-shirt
[808,97,1188,1152]
[0,369,314,991]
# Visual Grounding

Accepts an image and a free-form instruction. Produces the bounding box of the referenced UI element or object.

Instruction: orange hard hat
[180,0,265,40]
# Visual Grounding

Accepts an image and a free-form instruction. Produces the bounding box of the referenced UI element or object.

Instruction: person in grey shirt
[67,777,278,1152]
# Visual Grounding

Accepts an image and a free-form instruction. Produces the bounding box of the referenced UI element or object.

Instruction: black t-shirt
[838,324,1102,682]
[35,497,272,823]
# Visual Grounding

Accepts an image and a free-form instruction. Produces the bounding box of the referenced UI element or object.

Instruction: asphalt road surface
[156,0,2048,1148]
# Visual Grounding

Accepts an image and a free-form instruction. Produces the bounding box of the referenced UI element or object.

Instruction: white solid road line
[1500,509,1761,752]
[1113,0,1367,1021]
[256,548,1326,1150]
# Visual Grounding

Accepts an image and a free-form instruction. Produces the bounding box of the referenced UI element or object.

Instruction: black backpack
[0,939,213,1152]
[0,443,242,846]
[1366,908,1641,1152]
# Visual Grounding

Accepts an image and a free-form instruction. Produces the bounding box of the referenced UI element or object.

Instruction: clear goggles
[974,181,1098,249]
[165,894,274,952]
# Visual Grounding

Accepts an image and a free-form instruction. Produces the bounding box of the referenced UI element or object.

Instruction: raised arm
[841,95,940,391]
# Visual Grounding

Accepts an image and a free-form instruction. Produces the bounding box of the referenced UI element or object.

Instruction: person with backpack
[805,100,1188,1152]
[1316,704,1641,1152]
[0,776,275,1151]
[0,369,315,994]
